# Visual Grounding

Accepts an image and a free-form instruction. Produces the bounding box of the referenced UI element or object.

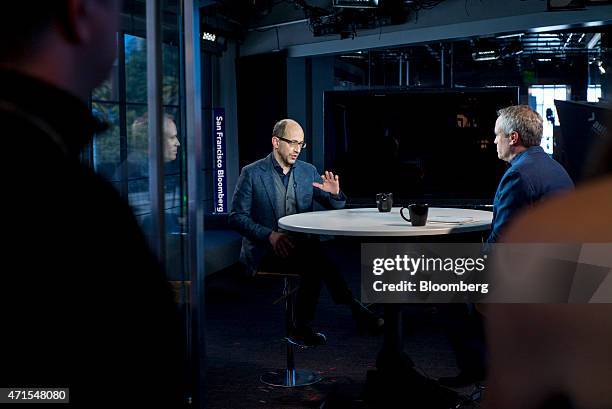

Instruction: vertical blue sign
[213,108,227,213]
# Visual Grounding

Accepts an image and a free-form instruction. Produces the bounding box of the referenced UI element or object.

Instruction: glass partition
[88,0,202,406]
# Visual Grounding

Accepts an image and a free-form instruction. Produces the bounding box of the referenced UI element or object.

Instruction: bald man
[229,119,382,346]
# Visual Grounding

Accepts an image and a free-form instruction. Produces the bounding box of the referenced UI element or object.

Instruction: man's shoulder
[240,156,316,175]
[514,148,571,180]
[517,147,558,166]
[511,149,551,173]
[294,159,316,173]
[73,165,139,220]
[241,156,270,174]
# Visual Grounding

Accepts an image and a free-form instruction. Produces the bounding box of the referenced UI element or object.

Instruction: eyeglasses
[276,136,307,149]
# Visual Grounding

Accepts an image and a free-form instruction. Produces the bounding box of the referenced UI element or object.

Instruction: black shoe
[437,372,484,388]
[287,326,327,347]
[351,299,384,335]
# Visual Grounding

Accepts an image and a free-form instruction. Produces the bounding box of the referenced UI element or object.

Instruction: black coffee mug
[400,204,429,226]
[376,193,393,212]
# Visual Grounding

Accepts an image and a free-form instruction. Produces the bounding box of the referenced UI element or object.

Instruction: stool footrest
[284,336,314,349]
[260,369,323,387]
[255,271,300,278]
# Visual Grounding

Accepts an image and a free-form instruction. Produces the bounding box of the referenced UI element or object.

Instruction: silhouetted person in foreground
[0,2,185,407]
[485,176,612,409]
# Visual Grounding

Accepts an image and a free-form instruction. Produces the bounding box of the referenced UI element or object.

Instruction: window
[90,32,185,279]
[528,85,569,154]
[588,84,602,103]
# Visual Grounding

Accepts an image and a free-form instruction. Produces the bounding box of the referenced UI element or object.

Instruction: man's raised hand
[312,171,340,195]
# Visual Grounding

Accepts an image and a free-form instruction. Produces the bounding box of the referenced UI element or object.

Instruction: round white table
[278,207,492,237]
[278,206,493,376]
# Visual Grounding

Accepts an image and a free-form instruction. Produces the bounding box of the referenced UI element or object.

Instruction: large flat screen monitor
[324,88,519,206]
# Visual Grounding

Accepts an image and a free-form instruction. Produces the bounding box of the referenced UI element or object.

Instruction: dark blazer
[228,153,346,273]
[487,146,574,243]
[0,70,184,407]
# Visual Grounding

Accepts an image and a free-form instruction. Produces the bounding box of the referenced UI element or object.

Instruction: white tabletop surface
[278,207,493,237]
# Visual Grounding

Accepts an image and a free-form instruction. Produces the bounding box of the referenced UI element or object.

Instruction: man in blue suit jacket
[439,105,574,388]
[229,119,381,346]
[488,105,574,243]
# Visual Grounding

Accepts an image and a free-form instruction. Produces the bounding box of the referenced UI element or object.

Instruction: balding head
[272,119,302,140]
[271,118,305,169]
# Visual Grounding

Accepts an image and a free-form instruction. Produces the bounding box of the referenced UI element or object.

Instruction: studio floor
[204,253,482,409]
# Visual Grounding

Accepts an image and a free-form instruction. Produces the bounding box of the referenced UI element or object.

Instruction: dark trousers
[439,304,486,377]
[258,238,353,326]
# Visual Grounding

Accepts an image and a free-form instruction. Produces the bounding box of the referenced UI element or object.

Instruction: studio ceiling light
[472,50,500,61]
[202,32,217,42]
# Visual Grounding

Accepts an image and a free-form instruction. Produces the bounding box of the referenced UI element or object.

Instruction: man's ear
[271,136,278,149]
[508,131,520,146]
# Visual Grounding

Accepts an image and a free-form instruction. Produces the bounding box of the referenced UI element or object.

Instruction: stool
[255,271,323,387]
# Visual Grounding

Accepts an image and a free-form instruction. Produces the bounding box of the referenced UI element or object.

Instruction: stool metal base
[260,369,323,388]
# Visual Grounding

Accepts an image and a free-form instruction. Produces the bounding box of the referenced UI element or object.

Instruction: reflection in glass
[125,34,180,105]
[125,35,147,104]
[92,102,120,180]
[87,1,191,398]
[92,57,119,102]
[116,112,182,226]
